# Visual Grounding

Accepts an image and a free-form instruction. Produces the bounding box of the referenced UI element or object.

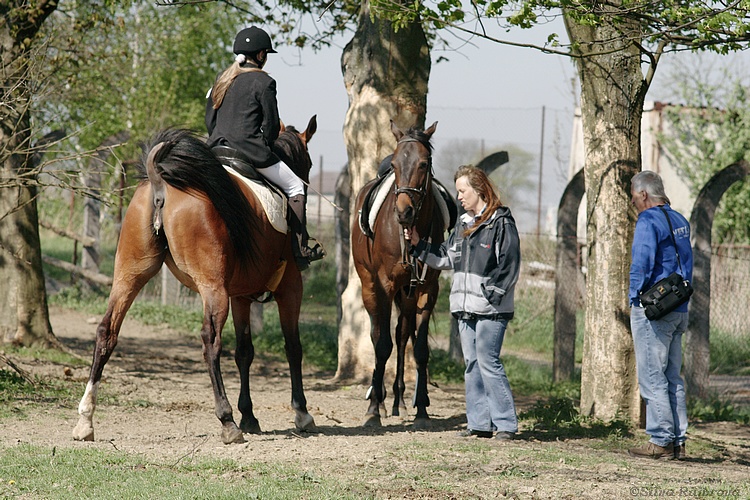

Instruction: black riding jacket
[205,68,280,169]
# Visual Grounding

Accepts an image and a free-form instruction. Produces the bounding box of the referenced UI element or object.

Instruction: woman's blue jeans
[459,317,518,433]
[631,306,689,447]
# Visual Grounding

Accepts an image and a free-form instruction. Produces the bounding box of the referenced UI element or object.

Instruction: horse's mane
[273,126,310,182]
[135,129,259,267]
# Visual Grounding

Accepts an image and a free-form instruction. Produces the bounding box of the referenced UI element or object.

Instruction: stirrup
[306,239,326,262]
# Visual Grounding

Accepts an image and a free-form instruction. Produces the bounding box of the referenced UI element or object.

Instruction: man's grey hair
[632,170,671,205]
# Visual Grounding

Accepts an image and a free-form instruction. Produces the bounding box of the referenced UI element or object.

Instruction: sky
[267,17,750,235]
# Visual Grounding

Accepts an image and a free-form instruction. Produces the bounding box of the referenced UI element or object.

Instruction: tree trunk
[1,2,60,348]
[564,11,647,423]
[336,1,430,381]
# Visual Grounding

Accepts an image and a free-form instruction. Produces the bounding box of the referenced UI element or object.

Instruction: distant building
[567,101,696,238]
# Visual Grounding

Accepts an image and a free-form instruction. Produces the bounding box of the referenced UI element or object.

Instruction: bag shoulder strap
[658,206,684,276]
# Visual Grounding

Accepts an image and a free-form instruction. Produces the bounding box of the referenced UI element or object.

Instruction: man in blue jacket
[628,171,693,460]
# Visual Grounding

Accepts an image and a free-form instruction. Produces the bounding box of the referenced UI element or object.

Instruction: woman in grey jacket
[406,165,521,440]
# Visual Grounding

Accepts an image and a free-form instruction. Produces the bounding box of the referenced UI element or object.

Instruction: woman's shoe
[456,429,493,438]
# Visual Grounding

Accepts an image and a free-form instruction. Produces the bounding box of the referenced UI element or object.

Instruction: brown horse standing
[351,120,446,428]
[72,117,318,445]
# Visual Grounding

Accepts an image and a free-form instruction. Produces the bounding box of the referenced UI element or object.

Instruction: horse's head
[390,120,437,227]
[275,115,317,184]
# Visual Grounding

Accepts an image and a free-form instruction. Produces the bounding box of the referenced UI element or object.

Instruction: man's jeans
[631,306,689,447]
[459,317,518,433]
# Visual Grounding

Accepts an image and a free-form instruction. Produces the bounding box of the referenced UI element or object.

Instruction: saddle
[358,171,458,238]
[212,146,288,233]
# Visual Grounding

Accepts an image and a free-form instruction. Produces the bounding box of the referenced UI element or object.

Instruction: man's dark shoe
[456,429,493,438]
[494,431,515,441]
[628,442,674,460]
[674,443,686,460]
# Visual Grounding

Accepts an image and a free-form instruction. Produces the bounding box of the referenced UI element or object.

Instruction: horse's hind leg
[231,297,261,433]
[72,211,165,441]
[274,278,316,432]
[199,289,244,444]
[72,280,154,441]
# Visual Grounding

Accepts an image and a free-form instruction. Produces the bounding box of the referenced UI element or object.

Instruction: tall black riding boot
[288,194,326,270]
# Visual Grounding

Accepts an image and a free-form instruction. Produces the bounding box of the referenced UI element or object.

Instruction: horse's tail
[145,142,168,233]
[138,129,260,268]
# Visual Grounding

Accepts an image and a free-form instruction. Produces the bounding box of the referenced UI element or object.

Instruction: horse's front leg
[200,291,244,444]
[275,278,316,432]
[232,297,261,434]
[364,287,393,427]
[392,292,415,417]
[412,289,436,429]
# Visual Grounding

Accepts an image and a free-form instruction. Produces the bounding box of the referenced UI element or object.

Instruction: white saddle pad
[368,172,451,234]
[224,167,287,234]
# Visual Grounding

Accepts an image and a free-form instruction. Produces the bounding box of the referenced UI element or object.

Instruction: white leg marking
[78,381,100,418]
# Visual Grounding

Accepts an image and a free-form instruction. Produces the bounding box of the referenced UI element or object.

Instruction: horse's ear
[390,119,404,141]
[279,119,286,133]
[303,115,317,144]
[424,121,438,138]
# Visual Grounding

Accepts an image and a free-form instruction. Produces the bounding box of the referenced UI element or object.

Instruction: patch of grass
[688,396,750,424]
[251,307,339,373]
[40,232,117,284]
[428,349,465,384]
[505,355,580,399]
[504,290,585,364]
[48,284,108,314]
[301,255,338,307]
[49,285,204,335]
[3,345,86,368]
[0,370,80,419]
[710,328,750,375]
[505,288,556,356]
[429,349,580,399]
[0,444,363,499]
[128,301,204,334]
[519,396,632,442]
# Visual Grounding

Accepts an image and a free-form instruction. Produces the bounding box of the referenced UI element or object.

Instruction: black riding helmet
[233,26,277,55]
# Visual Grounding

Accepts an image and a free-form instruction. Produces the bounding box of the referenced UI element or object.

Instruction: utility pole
[536,106,546,240]
[318,155,324,230]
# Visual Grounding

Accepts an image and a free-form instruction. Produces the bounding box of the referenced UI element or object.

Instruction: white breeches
[258,160,305,197]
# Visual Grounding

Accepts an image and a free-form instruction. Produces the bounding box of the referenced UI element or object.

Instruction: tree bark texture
[336,1,430,381]
[1,2,59,347]
[565,9,647,422]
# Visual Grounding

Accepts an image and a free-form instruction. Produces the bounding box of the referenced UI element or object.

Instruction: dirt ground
[2,307,749,499]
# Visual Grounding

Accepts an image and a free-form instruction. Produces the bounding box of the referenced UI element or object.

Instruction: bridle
[393,137,432,215]
[392,136,434,294]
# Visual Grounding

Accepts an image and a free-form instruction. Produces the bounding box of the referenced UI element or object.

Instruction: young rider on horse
[205,26,324,270]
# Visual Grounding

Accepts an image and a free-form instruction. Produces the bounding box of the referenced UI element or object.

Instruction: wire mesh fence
[130,223,749,408]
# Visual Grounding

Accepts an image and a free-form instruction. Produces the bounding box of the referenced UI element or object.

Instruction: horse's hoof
[295,412,317,432]
[392,402,407,417]
[412,417,431,431]
[240,417,261,434]
[72,419,95,442]
[363,414,382,428]
[221,424,246,445]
